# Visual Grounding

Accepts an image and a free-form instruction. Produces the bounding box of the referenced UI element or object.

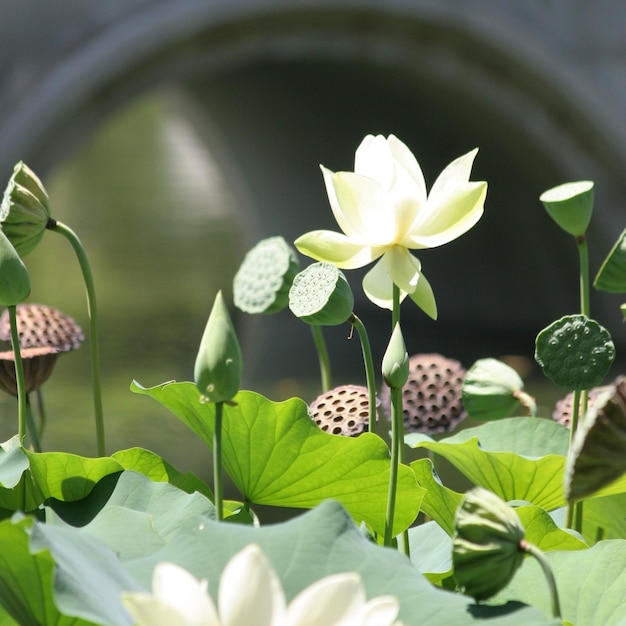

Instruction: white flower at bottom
[122,544,402,626]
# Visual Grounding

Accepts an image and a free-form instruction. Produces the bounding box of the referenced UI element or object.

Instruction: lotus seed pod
[382,323,409,389]
[379,353,467,434]
[233,236,300,314]
[594,227,626,293]
[288,262,354,326]
[535,314,615,390]
[565,377,626,501]
[453,487,525,601]
[194,291,242,403]
[0,162,51,257]
[461,358,528,421]
[309,384,376,436]
[0,229,30,306]
[552,384,610,428]
[540,180,594,237]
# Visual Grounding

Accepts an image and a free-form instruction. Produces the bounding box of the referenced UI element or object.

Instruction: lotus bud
[0,162,52,257]
[462,358,535,421]
[594,227,626,293]
[194,291,242,403]
[565,377,626,501]
[535,314,615,390]
[540,180,594,237]
[0,229,30,306]
[453,487,525,601]
[288,262,354,326]
[233,236,300,314]
[382,323,409,389]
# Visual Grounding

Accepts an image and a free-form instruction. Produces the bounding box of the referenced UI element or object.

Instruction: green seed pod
[233,236,300,314]
[594,227,626,293]
[0,162,51,257]
[194,291,242,403]
[288,262,354,326]
[535,314,615,390]
[0,229,30,306]
[382,323,409,389]
[565,377,626,501]
[453,487,525,601]
[539,180,594,237]
[462,358,526,421]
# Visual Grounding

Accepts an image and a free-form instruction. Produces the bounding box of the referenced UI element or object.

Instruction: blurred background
[1,0,626,484]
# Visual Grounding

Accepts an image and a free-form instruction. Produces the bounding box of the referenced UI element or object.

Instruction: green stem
[391,284,401,329]
[8,306,27,444]
[384,386,403,547]
[521,541,562,620]
[35,388,47,441]
[25,396,41,452]
[310,325,332,392]
[48,219,105,456]
[577,235,590,317]
[565,389,581,531]
[214,401,224,522]
[350,313,377,435]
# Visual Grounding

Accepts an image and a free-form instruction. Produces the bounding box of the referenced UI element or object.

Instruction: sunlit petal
[406,182,486,249]
[219,545,287,626]
[354,134,395,189]
[151,563,219,625]
[429,148,479,198]
[121,593,196,626]
[324,169,395,244]
[387,134,427,197]
[384,247,421,294]
[361,595,401,626]
[295,230,385,269]
[287,573,365,626]
[409,270,437,320]
[362,257,408,310]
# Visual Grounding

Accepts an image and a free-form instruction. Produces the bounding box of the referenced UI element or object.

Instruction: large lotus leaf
[583,493,626,541]
[131,381,423,536]
[490,540,626,625]
[0,515,96,626]
[406,418,569,510]
[34,471,555,626]
[408,520,453,583]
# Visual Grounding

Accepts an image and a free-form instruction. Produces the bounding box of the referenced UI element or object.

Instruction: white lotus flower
[122,544,402,626]
[295,134,487,316]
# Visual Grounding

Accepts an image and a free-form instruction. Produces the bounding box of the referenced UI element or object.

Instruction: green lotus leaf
[132,381,423,537]
[594,227,626,293]
[406,418,569,511]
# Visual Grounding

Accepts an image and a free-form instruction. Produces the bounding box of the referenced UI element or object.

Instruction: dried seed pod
[0,303,84,352]
[552,385,611,427]
[379,353,467,434]
[309,384,375,436]
[0,304,84,395]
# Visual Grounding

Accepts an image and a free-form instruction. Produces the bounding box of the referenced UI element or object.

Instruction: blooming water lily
[295,134,487,316]
[122,543,402,626]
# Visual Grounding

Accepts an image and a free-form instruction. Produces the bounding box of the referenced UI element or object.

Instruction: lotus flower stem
[25,397,41,452]
[34,389,47,441]
[310,325,332,392]
[521,540,562,620]
[48,219,105,456]
[384,385,402,547]
[349,314,377,435]
[8,306,27,444]
[214,401,224,521]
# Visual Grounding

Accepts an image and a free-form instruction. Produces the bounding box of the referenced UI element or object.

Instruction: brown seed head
[379,353,467,434]
[553,384,613,428]
[309,384,376,436]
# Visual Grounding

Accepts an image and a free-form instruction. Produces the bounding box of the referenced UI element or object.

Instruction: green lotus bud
[0,162,52,257]
[288,262,354,326]
[382,323,409,389]
[565,377,626,501]
[535,314,615,390]
[194,291,242,403]
[462,358,535,421]
[540,180,594,237]
[233,236,300,314]
[0,229,30,306]
[453,487,525,601]
[594,227,626,293]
